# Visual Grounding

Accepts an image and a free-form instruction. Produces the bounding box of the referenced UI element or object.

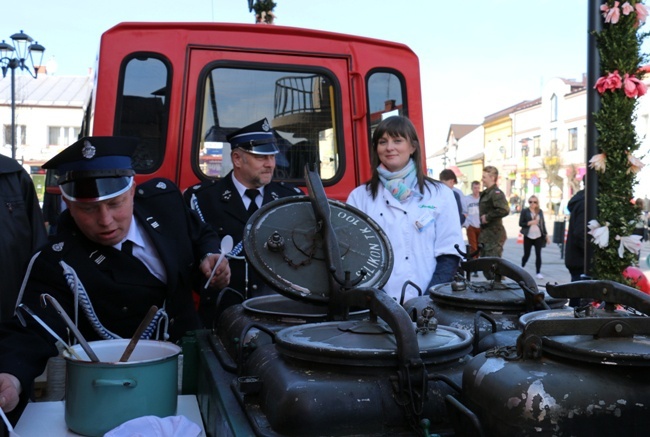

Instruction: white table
[14,394,205,436]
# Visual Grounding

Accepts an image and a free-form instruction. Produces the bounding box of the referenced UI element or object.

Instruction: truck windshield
[198,67,338,181]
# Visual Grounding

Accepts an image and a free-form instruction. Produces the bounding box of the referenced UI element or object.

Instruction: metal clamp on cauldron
[403,257,567,355]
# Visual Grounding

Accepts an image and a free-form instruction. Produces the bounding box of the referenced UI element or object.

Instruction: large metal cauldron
[403,257,567,353]
[235,288,472,436]
[447,280,650,436]
[214,293,368,370]
[211,192,392,371]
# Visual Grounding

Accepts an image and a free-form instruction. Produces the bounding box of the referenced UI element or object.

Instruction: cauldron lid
[429,281,566,311]
[242,295,368,319]
[274,320,472,367]
[520,311,650,366]
[243,197,393,304]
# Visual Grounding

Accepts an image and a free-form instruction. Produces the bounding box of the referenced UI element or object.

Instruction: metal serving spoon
[204,235,233,289]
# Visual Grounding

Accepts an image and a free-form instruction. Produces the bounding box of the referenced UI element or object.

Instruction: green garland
[591,0,649,282]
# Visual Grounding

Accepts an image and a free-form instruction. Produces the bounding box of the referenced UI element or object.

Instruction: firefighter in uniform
[0,136,230,418]
[184,118,302,324]
[478,165,510,258]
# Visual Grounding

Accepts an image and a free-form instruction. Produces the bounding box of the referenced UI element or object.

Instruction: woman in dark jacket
[519,195,549,279]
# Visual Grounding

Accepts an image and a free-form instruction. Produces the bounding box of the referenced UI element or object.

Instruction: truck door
[177,47,358,199]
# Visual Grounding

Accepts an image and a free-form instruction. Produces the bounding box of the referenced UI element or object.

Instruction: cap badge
[262,119,271,132]
[82,140,96,159]
[156,181,167,190]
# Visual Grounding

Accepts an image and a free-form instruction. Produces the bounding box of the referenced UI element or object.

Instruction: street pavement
[473,213,650,288]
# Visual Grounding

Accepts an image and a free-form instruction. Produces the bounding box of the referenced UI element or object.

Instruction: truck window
[197,66,339,181]
[115,54,171,174]
[367,70,406,135]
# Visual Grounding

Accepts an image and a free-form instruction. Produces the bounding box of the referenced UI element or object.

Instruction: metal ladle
[15,303,83,360]
[40,294,100,362]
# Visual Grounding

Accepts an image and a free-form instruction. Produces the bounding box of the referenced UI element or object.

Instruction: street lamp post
[0,31,45,161]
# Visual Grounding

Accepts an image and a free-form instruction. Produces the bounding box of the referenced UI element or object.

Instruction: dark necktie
[245,189,260,215]
[122,239,134,256]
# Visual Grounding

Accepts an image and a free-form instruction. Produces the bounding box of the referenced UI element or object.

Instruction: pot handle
[93,378,138,388]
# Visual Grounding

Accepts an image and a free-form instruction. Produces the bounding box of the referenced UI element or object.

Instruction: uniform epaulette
[135,178,179,198]
[277,181,304,195]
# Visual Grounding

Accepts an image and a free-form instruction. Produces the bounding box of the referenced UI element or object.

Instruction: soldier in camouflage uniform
[478,166,509,257]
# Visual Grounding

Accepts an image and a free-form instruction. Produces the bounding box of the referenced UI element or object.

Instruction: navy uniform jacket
[0,156,47,322]
[184,171,302,299]
[0,178,219,400]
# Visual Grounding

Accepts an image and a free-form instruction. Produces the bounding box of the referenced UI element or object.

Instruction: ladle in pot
[15,303,83,360]
[119,305,158,362]
[40,294,100,362]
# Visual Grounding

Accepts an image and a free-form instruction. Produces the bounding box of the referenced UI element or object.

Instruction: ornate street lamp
[0,31,45,160]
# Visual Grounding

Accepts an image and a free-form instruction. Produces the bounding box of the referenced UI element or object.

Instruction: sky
[11,0,637,150]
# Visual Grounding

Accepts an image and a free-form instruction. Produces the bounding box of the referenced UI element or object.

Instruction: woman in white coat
[347,116,464,302]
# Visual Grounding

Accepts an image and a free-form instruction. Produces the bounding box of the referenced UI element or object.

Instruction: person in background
[478,166,509,259]
[439,169,466,225]
[0,136,230,418]
[633,198,647,242]
[565,189,586,307]
[463,180,482,273]
[0,155,47,323]
[509,193,521,214]
[184,118,302,322]
[42,189,65,238]
[518,195,549,280]
[347,116,464,302]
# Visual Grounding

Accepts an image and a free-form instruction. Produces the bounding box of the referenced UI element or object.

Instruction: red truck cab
[81,22,425,199]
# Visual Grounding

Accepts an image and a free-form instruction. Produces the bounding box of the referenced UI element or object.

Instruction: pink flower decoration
[589,153,607,172]
[636,2,649,26]
[623,73,647,98]
[622,1,635,15]
[601,1,621,23]
[595,70,623,94]
[627,154,645,174]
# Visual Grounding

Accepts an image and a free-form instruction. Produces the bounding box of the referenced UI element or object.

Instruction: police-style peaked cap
[42,136,137,202]
[226,118,279,155]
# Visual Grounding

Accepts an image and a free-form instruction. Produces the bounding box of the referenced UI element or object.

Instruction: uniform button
[252,284,258,290]
[121,307,128,313]
[169,318,175,326]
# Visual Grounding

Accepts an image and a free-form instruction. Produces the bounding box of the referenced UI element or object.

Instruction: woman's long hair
[366,115,436,199]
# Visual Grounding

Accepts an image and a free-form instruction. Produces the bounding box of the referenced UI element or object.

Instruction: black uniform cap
[42,136,137,202]
[226,118,279,155]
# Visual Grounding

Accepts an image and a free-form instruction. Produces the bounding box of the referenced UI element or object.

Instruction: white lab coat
[347,181,464,302]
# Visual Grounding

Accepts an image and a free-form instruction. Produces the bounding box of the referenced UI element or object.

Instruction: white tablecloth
[14,395,205,436]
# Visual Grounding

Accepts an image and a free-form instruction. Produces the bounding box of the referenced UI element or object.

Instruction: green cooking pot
[63,339,181,437]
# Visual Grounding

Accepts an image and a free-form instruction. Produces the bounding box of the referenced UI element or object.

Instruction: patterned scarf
[378,159,422,202]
